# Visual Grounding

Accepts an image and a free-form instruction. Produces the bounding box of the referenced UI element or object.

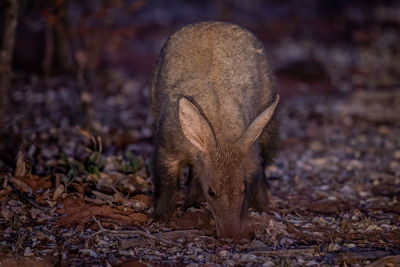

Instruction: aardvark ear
[178,97,216,154]
[238,95,279,155]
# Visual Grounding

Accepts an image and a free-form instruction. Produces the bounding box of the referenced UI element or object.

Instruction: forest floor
[1,2,400,266]
[0,75,399,266]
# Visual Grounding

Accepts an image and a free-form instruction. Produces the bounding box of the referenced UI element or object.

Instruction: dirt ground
[1,1,400,266]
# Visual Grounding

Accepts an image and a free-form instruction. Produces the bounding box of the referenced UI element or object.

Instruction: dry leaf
[1,204,12,220]
[15,151,27,177]
[53,184,65,201]
[367,255,400,267]
[76,127,93,140]
[16,175,52,191]
[10,177,31,193]
[56,198,148,227]
[131,194,152,207]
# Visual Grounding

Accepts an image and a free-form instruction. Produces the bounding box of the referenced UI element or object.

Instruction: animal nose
[237,219,254,240]
[218,218,254,240]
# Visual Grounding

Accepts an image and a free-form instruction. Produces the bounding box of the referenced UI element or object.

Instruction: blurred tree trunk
[0,0,19,118]
[43,0,73,77]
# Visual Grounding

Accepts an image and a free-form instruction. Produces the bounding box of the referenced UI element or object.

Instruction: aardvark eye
[208,187,216,198]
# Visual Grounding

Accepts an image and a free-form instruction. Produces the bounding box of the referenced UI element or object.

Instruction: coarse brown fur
[151,21,279,239]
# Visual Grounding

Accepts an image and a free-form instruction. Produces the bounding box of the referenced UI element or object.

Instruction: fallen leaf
[15,151,28,177]
[306,200,349,214]
[10,177,31,193]
[79,249,98,258]
[367,255,400,267]
[76,127,93,140]
[14,175,52,191]
[53,184,65,200]
[365,224,382,232]
[132,194,152,207]
[1,204,12,220]
[56,198,147,227]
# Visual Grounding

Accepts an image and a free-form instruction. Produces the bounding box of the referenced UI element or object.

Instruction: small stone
[380,224,393,230]
[223,260,236,266]
[279,237,295,247]
[328,242,341,252]
[309,158,329,167]
[346,160,363,171]
[107,253,121,266]
[262,260,275,267]
[80,249,98,258]
[241,253,257,262]
[366,224,382,232]
[266,165,278,173]
[249,239,267,250]
[24,247,33,257]
[302,223,313,228]
[232,253,241,260]
[378,125,391,135]
[318,185,330,191]
[219,250,229,258]
[310,140,323,151]
[272,211,282,220]
[141,127,152,138]
[312,217,327,225]
[340,185,354,195]
[306,260,318,266]
[297,257,305,264]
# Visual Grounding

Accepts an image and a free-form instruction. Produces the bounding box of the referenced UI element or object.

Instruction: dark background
[4,0,400,89]
[0,0,399,168]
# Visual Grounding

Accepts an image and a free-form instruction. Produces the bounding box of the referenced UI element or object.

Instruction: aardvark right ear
[178,97,216,153]
[238,95,279,155]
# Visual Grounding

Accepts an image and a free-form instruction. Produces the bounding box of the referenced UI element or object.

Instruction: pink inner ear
[238,95,279,154]
[178,97,213,153]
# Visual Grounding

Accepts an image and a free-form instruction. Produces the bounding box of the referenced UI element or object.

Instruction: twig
[154,229,211,242]
[26,197,53,212]
[90,216,173,244]
[252,248,316,256]
[195,235,220,243]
